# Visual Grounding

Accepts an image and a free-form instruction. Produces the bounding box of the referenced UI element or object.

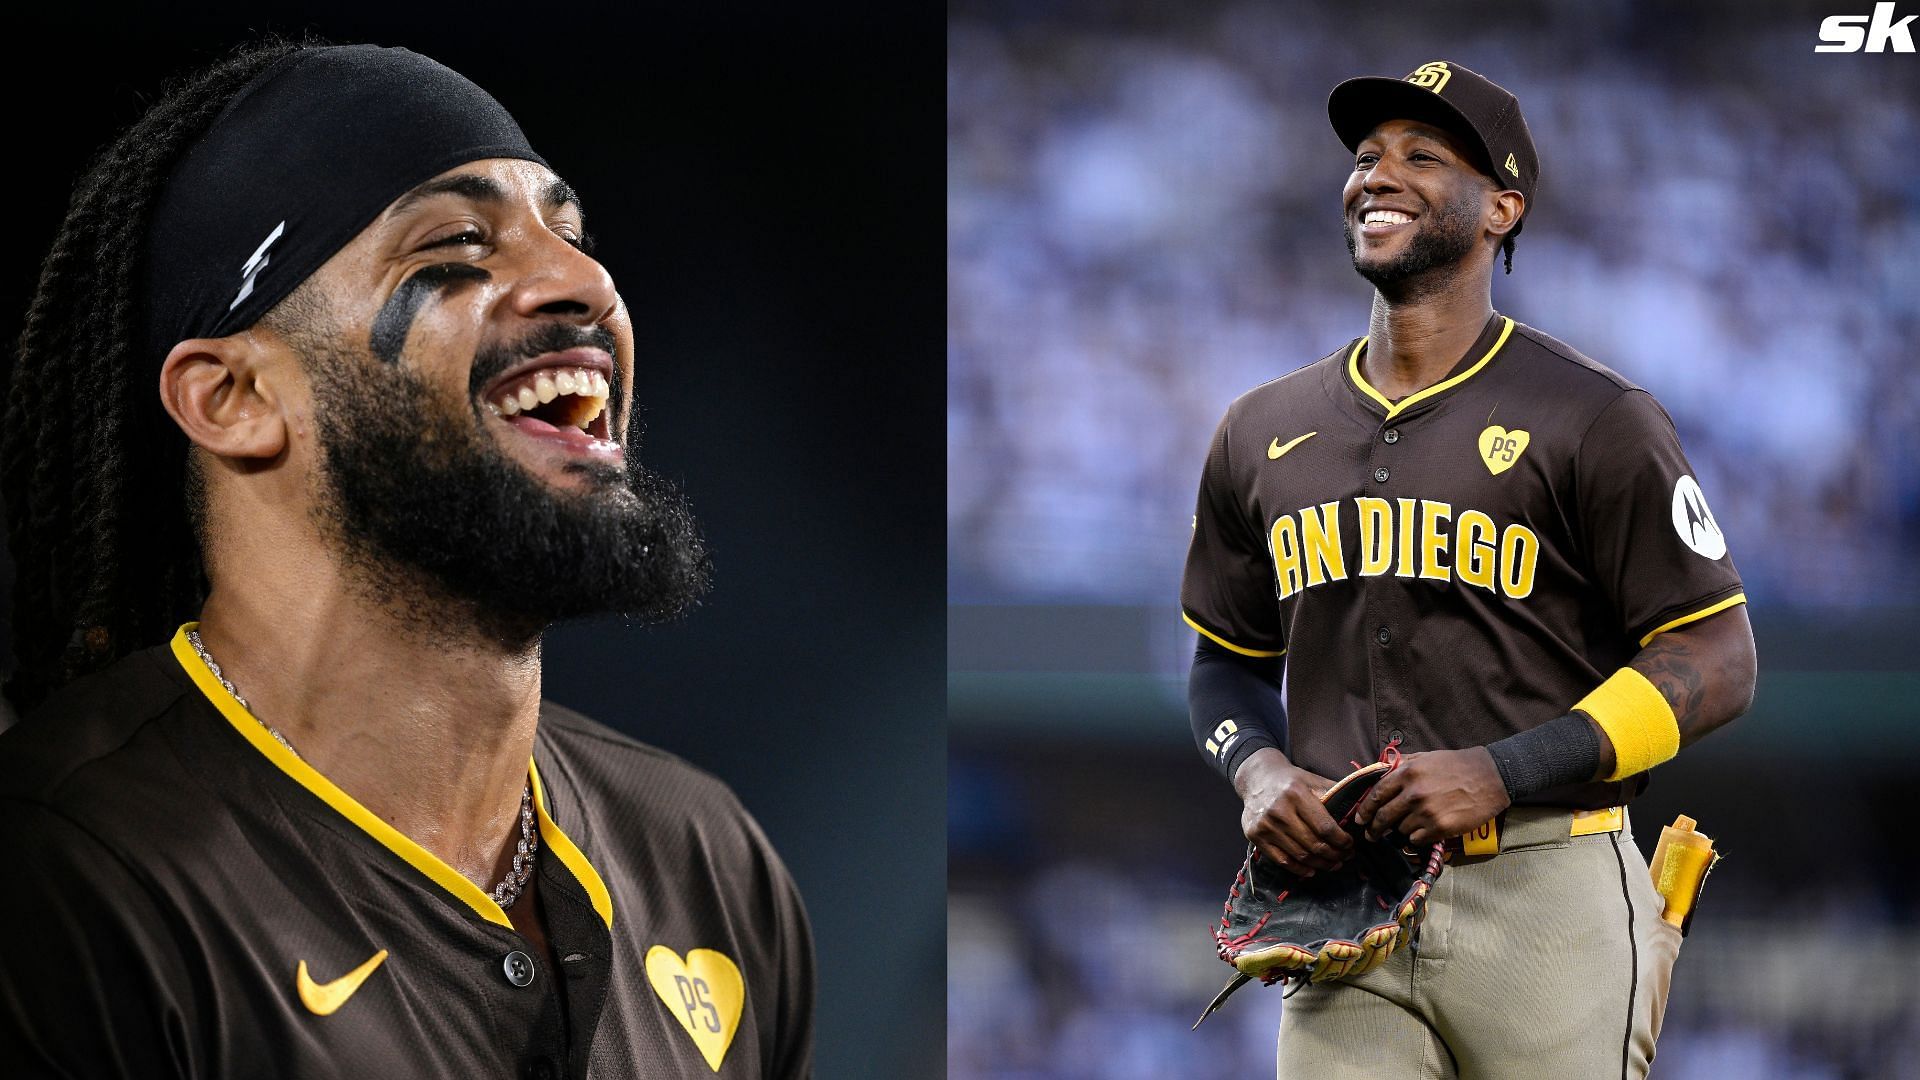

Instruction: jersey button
[1373,466,1390,483]
[1383,428,1400,444]
[503,950,535,987]
[1376,626,1391,645]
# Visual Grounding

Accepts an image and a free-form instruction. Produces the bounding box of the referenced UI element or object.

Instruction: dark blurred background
[0,5,944,1075]
[949,1,1920,1077]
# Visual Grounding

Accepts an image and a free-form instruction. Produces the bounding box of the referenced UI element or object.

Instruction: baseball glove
[1193,755,1447,1028]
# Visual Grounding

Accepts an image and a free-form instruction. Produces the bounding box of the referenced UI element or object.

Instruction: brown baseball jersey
[0,625,814,1078]
[1181,313,1744,809]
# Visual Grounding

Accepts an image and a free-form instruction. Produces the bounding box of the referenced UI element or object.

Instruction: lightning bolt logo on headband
[140,44,547,366]
[231,221,286,311]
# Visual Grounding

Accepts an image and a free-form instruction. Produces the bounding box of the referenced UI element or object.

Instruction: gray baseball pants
[1276,807,1681,1079]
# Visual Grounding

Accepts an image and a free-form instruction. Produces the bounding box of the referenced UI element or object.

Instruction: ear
[1487,189,1526,240]
[157,334,288,460]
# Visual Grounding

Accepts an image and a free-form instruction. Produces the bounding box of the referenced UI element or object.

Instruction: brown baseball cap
[1328,60,1539,236]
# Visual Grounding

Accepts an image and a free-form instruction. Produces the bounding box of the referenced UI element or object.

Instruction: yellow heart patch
[1477,425,1530,476]
[646,945,744,1071]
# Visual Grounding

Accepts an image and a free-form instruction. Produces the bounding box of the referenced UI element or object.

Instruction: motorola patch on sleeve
[1671,475,1727,560]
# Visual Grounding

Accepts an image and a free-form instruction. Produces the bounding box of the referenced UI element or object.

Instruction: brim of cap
[1327,76,1495,177]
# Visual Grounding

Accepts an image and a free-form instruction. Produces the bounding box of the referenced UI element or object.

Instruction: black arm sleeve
[1188,636,1286,782]
[1483,711,1603,801]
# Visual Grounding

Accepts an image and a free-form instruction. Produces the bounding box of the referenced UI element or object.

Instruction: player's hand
[1352,748,1510,847]
[1233,748,1354,875]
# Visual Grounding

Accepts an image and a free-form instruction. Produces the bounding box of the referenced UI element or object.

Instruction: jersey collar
[169,622,615,931]
[1346,314,1516,420]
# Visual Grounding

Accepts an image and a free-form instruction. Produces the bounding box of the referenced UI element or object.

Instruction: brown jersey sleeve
[1574,389,1746,646]
[0,800,199,1078]
[1180,412,1286,657]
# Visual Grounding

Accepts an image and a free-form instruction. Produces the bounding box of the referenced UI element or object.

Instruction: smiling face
[1341,118,1517,297]
[338,158,627,485]
[257,157,709,639]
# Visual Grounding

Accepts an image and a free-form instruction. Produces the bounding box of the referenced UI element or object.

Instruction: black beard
[1344,189,1484,302]
[303,327,711,647]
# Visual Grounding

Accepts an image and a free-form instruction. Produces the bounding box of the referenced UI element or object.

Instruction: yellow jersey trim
[1576,667,1680,782]
[1347,316,1517,420]
[1182,613,1285,658]
[529,759,614,929]
[171,623,613,931]
[1637,592,1747,647]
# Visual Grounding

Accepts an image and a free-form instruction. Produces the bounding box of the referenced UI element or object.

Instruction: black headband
[139,44,548,368]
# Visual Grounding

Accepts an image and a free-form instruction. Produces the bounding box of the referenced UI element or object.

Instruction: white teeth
[1365,209,1412,226]
[491,366,612,420]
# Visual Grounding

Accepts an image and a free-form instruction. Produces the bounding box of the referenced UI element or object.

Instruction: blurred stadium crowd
[948,0,1920,612]
[948,2,1920,1077]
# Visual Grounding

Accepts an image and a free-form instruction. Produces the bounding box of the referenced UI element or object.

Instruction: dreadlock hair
[1,37,317,715]
[1503,235,1516,274]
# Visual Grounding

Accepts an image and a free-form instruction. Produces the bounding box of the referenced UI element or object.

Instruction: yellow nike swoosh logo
[296,949,389,1016]
[1267,432,1317,460]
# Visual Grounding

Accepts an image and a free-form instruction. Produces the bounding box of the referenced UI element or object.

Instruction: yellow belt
[1458,805,1624,857]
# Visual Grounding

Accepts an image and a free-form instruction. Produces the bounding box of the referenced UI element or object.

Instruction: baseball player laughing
[1182,60,1756,1078]
[0,40,813,1078]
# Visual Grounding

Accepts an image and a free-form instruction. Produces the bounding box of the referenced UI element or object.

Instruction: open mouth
[1360,208,1417,236]
[484,364,621,458]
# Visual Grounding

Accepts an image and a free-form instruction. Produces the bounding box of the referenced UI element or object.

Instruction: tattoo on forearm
[1632,633,1711,740]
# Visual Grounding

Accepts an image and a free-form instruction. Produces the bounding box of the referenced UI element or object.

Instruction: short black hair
[1,37,319,714]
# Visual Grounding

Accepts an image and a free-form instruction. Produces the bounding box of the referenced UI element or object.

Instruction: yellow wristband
[1574,667,1679,781]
